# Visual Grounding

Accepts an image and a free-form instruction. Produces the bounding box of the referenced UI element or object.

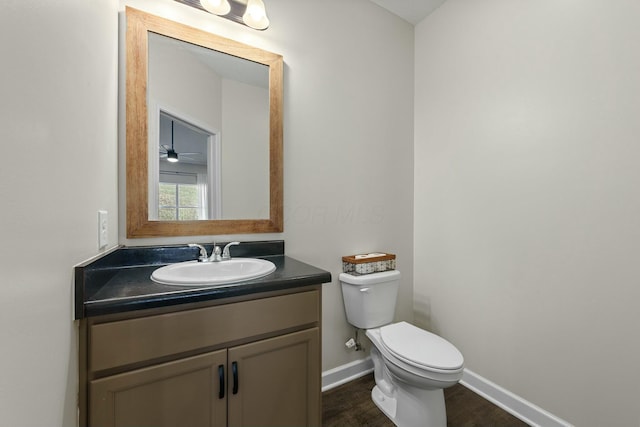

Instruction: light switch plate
[98,210,108,249]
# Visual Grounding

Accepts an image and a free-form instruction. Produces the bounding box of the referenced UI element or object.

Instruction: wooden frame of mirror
[126,7,283,237]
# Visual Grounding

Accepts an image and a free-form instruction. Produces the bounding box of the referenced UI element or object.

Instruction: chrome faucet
[222,241,240,260]
[188,241,239,262]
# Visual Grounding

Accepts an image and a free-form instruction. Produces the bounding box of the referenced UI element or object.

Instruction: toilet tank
[339,270,401,329]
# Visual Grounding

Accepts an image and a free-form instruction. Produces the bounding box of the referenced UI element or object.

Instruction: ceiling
[368,0,447,25]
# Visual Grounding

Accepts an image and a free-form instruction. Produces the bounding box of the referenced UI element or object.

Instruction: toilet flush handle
[360,287,370,293]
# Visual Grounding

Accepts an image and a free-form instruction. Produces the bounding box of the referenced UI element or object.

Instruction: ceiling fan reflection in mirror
[159,118,205,164]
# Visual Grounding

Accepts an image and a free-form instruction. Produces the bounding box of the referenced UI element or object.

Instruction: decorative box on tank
[342,253,396,275]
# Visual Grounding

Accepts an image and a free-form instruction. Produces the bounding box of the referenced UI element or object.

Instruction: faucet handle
[222,241,241,259]
[188,244,209,262]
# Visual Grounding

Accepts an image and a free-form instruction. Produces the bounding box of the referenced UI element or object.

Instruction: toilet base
[371,379,447,427]
[372,385,398,422]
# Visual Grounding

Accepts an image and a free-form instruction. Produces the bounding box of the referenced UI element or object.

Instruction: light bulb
[200,0,231,15]
[167,151,179,162]
[243,0,270,30]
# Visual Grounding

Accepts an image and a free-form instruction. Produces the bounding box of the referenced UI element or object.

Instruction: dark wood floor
[322,374,529,427]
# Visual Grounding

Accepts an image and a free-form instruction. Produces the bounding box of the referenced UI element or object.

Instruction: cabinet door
[227,328,320,427]
[90,350,227,427]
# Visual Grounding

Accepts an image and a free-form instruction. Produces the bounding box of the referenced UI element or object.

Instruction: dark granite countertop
[75,241,332,318]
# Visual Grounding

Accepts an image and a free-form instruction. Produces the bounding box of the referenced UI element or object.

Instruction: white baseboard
[321,357,373,392]
[460,369,573,427]
[322,361,572,427]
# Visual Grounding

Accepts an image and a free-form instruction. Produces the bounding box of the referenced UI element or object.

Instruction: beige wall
[0,0,118,426]
[221,78,270,219]
[414,1,640,425]
[149,33,223,134]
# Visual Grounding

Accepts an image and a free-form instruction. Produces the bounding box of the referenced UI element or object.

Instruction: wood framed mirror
[126,7,283,238]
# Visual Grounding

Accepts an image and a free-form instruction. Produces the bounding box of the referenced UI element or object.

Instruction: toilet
[340,270,464,427]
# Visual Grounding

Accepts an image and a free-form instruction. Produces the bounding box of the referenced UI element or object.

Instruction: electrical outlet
[98,210,108,249]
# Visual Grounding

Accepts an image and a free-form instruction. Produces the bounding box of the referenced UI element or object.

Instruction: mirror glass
[126,8,283,237]
[148,33,270,221]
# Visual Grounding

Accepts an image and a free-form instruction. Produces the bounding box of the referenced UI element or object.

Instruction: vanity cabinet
[81,287,321,427]
[90,349,228,427]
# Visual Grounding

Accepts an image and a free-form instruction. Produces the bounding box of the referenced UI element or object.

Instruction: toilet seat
[379,322,464,372]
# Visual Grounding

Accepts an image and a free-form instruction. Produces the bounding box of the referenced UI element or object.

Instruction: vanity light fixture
[174,0,270,30]
[200,0,231,15]
[243,0,269,30]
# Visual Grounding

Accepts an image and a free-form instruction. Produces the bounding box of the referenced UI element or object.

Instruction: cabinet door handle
[218,364,225,399]
[232,361,239,395]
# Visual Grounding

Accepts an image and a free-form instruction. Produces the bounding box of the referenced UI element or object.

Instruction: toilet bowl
[368,322,464,389]
[339,271,464,427]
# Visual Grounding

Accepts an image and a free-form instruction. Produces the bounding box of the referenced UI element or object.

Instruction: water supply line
[345,328,364,351]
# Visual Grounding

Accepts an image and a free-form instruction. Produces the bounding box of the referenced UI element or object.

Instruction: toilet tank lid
[339,270,401,285]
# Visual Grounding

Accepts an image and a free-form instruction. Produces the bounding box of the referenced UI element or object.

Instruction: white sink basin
[151,258,276,286]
